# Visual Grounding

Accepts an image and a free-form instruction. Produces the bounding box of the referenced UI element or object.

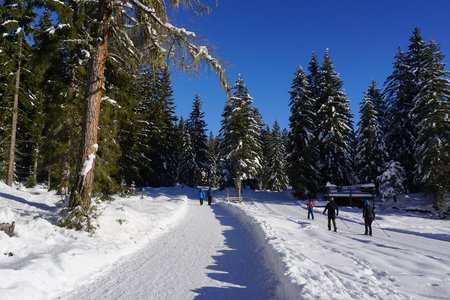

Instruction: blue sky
[169,0,450,135]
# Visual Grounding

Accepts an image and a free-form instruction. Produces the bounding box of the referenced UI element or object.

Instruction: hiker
[362,199,375,236]
[323,197,339,232]
[207,187,213,206]
[198,189,205,205]
[306,199,315,220]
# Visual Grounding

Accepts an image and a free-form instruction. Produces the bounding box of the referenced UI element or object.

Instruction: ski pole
[339,216,350,228]
[374,219,390,237]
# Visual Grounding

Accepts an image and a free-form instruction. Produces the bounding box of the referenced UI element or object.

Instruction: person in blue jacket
[198,189,205,205]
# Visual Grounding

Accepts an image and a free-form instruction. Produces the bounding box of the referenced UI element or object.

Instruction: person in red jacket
[306,199,315,220]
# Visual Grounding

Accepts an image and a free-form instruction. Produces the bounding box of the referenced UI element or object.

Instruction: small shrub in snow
[57,205,99,233]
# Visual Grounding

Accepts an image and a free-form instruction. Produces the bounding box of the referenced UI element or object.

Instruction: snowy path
[62,198,277,300]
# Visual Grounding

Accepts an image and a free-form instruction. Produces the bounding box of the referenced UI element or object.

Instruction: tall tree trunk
[31,144,39,186]
[69,0,111,210]
[6,33,22,186]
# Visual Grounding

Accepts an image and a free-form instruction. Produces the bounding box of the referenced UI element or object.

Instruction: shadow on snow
[191,204,276,300]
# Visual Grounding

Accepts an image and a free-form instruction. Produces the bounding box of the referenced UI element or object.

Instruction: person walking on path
[306,199,315,220]
[362,199,375,236]
[207,187,213,206]
[323,197,339,232]
[198,189,205,205]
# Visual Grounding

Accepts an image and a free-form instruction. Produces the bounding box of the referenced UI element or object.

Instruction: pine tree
[411,41,450,207]
[307,52,321,106]
[218,75,262,193]
[187,93,209,186]
[355,83,388,184]
[0,0,35,186]
[178,119,196,187]
[287,66,319,197]
[69,0,228,212]
[259,125,272,190]
[266,121,289,191]
[316,50,354,186]
[207,132,219,188]
[157,68,178,186]
[384,28,429,191]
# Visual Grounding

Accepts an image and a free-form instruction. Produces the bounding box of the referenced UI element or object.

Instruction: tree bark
[6,33,22,186]
[69,0,111,210]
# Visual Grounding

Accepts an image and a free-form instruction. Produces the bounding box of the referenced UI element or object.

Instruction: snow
[79,153,96,176]
[1,184,449,300]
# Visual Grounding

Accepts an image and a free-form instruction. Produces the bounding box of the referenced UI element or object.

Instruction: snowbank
[217,189,450,300]
[0,183,188,300]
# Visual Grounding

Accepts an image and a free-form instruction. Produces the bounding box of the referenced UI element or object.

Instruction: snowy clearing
[0,184,449,300]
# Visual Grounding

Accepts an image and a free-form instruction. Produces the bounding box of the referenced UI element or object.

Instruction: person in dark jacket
[198,189,205,205]
[323,197,339,232]
[306,199,315,220]
[362,199,375,236]
[207,187,213,206]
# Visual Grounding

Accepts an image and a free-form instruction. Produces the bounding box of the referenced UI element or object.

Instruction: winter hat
[329,197,334,202]
[363,199,370,206]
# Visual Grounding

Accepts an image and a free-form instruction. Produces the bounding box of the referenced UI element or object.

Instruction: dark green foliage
[287,66,319,197]
[218,75,262,187]
[316,50,354,186]
[187,93,209,186]
[355,82,388,184]
[266,121,289,191]
[207,132,219,187]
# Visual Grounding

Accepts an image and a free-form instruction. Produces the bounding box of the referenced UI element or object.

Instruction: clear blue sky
[169,0,450,135]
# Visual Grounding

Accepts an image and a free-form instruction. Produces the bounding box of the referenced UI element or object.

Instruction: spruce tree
[267,121,289,191]
[384,28,429,191]
[316,50,354,186]
[187,93,209,186]
[218,75,262,192]
[259,125,272,190]
[355,83,388,184]
[207,132,219,188]
[411,41,450,207]
[178,119,196,187]
[287,66,319,197]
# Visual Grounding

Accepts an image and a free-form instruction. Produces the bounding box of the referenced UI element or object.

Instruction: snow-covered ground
[217,189,450,299]
[1,183,449,299]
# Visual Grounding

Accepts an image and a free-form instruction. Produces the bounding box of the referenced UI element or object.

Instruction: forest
[1,1,449,229]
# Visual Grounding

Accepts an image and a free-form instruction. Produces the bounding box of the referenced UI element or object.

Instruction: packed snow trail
[62,198,277,300]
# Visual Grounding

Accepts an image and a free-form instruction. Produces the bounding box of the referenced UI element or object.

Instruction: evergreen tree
[0,0,35,186]
[316,50,354,186]
[178,119,196,187]
[384,28,429,191]
[411,41,450,207]
[266,121,289,191]
[307,52,322,106]
[157,68,178,186]
[259,125,272,190]
[187,93,209,186]
[207,132,219,188]
[355,83,388,184]
[218,75,262,191]
[377,161,406,201]
[368,81,388,134]
[68,0,227,212]
[287,66,319,197]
